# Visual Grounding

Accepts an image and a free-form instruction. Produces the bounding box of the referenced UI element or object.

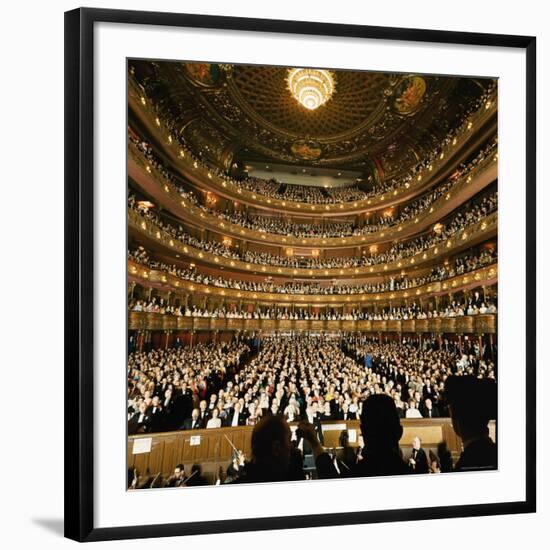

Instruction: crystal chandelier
[287,68,335,110]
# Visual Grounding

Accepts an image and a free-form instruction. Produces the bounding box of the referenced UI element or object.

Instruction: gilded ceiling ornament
[184,62,222,87]
[290,139,323,160]
[393,75,427,115]
[286,68,336,110]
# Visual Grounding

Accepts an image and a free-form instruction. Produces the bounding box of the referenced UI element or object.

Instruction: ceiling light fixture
[287,68,335,110]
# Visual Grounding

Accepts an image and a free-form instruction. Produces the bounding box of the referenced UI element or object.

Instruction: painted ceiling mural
[132,60,494,182]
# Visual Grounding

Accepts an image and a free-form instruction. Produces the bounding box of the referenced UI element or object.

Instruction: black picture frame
[65,7,537,542]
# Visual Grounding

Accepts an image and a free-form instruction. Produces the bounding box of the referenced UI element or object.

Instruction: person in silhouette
[337,429,359,472]
[437,441,453,472]
[300,393,410,478]
[444,375,497,471]
[231,415,295,483]
[185,464,209,486]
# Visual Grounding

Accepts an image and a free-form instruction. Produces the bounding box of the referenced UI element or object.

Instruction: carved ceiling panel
[130,60,494,177]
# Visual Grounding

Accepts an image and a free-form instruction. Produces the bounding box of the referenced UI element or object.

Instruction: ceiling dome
[229,65,391,138]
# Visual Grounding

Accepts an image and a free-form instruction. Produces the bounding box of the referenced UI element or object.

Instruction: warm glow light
[287,68,335,110]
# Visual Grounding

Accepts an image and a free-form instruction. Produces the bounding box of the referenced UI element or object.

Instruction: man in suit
[408,436,429,474]
[128,402,151,435]
[148,395,164,432]
[445,375,497,471]
[420,397,440,418]
[165,464,187,487]
[225,401,247,427]
[181,408,203,430]
[162,388,179,431]
[176,382,194,424]
[198,399,210,426]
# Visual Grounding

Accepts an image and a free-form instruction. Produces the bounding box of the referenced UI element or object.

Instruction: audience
[129,247,497,297]
[129,191,497,270]
[128,296,497,322]
[131,133,496,239]
[302,394,411,478]
[130,80,496,207]
[127,336,497,487]
[128,335,495,435]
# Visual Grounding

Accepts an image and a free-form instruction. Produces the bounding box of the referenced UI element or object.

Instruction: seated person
[165,464,187,487]
[185,464,209,486]
[444,375,497,471]
[128,402,151,435]
[181,408,203,430]
[408,436,429,474]
[206,408,222,429]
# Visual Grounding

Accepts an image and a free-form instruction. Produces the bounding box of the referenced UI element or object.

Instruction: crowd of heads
[129,295,496,320]
[128,189,497,271]
[129,247,496,301]
[208,178,454,238]
[132,72,495,210]
[128,333,497,487]
[131,131,496,240]
[127,73,499,488]
[128,334,496,436]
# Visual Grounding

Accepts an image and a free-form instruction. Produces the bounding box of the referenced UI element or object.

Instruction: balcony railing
[128,259,497,306]
[128,312,497,334]
[128,207,498,278]
[129,139,497,248]
[129,77,497,216]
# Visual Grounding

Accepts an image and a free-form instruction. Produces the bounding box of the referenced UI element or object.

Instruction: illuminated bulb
[287,68,335,110]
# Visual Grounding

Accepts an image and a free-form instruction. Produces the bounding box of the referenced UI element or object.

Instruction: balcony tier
[128,78,497,216]
[129,260,497,306]
[129,141,497,249]
[128,312,496,334]
[128,208,498,279]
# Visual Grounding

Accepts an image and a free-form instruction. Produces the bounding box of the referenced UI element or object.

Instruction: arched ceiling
[131,60,494,180]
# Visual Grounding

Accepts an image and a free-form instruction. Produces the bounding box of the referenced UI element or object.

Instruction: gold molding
[128,312,496,334]
[128,208,498,279]
[128,259,497,306]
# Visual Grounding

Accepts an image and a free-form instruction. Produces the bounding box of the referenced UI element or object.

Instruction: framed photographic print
[65,7,536,542]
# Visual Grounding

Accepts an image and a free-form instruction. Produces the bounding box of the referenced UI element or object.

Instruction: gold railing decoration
[128,208,498,279]
[129,139,497,248]
[129,260,497,306]
[128,312,497,334]
[129,77,497,215]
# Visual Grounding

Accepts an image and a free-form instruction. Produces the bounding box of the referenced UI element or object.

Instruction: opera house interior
[127,61,498,489]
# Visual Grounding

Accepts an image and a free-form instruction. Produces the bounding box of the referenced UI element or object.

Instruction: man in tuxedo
[420,398,440,418]
[128,402,151,435]
[176,382,193,424]
[162,388,179,431]
[198,399,210,426]
[226,401,247,427]
[165,464,187,487]
[148,395,164,432]
[408,436,429,474]
[181,408,203,430]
